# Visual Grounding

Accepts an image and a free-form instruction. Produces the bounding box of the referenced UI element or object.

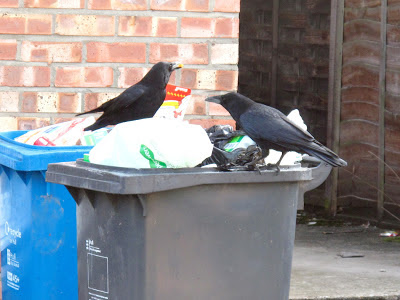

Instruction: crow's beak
[172,62,184,70]
[205,96,222,104]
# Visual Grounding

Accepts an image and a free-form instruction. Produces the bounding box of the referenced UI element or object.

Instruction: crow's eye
[169,64,173,70]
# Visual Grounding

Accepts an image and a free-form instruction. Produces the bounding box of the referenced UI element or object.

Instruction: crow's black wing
[239,104,314,147]
[102,85,147,114]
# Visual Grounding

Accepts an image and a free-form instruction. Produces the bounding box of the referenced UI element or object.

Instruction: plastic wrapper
[80,128,110,146]
[153,84,191,120]
[199,125,263,168]
[14,117,95,146]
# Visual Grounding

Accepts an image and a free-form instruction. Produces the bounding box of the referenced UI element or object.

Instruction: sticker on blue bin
[7,271,20,291]
[7,248,20,268]
[4,221,22,246]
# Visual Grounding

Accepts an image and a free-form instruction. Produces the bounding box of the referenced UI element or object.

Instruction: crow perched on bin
[77,62,183,131]
[206,92,347,171]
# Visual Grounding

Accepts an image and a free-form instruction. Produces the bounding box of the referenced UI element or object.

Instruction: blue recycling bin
[0,131,92,300]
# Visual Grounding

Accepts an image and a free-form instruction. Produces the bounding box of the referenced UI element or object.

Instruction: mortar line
[50,65,55,87]
[114,14,118,37]
[0,34,238,44]
[52,14,56,35]
[16,40,22,61]
[0,8,238,18]
[0,61,238,70]
[210,0,215,12]
[113,66,120,88]
[0,87,231,94]
[146,43,150,64]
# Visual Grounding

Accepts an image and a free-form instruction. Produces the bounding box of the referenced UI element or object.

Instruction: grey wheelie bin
[46,158,331,300]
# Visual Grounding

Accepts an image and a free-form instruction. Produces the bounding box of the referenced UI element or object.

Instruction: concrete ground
[0,223,398,300]
[290,224,400,300]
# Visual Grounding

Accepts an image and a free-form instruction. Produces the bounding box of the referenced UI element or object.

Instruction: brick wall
[0,0,239,131]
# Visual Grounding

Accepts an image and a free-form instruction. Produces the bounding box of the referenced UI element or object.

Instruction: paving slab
[290,224,400,300]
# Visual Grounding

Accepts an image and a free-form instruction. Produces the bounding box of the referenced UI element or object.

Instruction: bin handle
[137,194,147,217]
[297,156,332,210]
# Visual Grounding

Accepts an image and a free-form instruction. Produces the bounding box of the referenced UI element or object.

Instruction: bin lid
[0,131,93,171]
[46,159,314,195]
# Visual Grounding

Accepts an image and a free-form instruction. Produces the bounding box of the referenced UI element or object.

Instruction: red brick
[0,14,51,35]
[55,67,113,87]
[210,43,238,64]
[0,40,17,60]
[25,0,83,8]
[119,16,152,36]
[0,0,18,7]
[181,17,238,38]
[149,43,208,64]
[22,92,38,112]
[24,92,81,113]
[156,18,178,37]
[0,66,50,87]
[27,19,50,34]
[17,117,50,130]
[84,92,120,111]
[187,118,235,129]
[214,0,240,12]
[111,0,146,10]
[21,41,82,63]
[87,42,146,63]
[215,18,239,38]
[89,0,146,9]
[58,93,81,113]
[0,15,25,34]
[181,18,213,37]
[180,69,198,89]
[150,0,184,11]
[185,94,206,115]
[119,17,178,37]
[56,15,114,36]
[88,0,111,9]
[208,101,230,116]
[0,92,19,112]
[54,117,75,124]
[84,93,99,111]
[215,70,237,90]
[180,69,218,90]
[118,67,177,88]
[185,0,209,12]
[118,67,148,88]
[180,69,237,90]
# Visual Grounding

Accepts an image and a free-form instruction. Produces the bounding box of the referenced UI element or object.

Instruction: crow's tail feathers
[76,106,104,117]
[300,142,347,167]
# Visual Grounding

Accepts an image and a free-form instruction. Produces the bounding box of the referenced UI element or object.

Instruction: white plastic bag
[89,118,213,168]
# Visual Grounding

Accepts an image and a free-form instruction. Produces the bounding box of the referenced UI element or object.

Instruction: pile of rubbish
[15,83,308,170]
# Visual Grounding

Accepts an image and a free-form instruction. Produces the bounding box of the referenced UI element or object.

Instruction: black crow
[77,62,183,131]
[206,92,347,170]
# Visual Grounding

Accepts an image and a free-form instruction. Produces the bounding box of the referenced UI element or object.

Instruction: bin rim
[0,130,93,171]
[46,159,316,195]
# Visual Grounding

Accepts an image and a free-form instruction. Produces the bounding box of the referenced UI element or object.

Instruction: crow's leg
[244,158,265,174]
[267,151,287,173]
